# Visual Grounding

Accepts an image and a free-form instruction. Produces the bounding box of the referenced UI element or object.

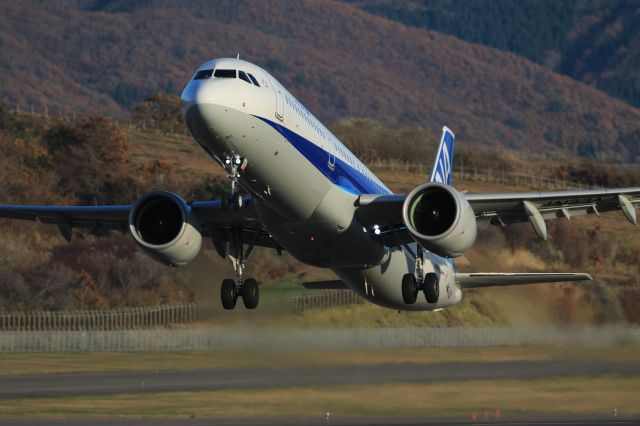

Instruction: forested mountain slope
[0,1,639,160]
[351,0,640,109]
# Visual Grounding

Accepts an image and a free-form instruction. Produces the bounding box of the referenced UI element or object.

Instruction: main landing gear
[218,152,259,310]
[401,247,439,304]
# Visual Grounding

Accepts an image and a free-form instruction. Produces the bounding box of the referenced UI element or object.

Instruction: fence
[5,103,633,192]
[372,160,598,191]
[0,326,638,352]
[3,101,191,139]
[0,290,363,331]
[0,303,197,331]
[291,290,363,313]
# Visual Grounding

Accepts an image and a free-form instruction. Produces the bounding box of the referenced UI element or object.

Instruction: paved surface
[1,360,638,425]
[1,360,639,399]
[0,415,637,426]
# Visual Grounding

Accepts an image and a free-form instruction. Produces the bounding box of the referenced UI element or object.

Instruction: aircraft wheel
[242,278,259,309]
[221,278,237,310]
[401,273,418,304]
[423,272,439,304]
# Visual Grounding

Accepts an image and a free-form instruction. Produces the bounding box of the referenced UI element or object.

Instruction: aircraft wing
[456,272,592,288]
[0,204,131,234]
[466,188,640,235]
[0,198,279,253]
[356,187,640,243]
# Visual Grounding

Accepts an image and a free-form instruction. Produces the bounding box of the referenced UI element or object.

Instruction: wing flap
[456,272,593,289]
[467,188,640,226]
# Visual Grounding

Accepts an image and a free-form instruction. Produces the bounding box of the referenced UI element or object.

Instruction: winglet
[429,126,455,185]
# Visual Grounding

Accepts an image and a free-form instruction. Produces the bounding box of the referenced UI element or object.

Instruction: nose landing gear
[221,227,261,310]
[220,153,247,212]
[220,278,259,309]
[217,153,261,310]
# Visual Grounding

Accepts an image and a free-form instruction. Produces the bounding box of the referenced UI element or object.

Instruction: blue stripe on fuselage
[254,116,391,196]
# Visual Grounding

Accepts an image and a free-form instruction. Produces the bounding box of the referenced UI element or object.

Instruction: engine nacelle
[129,191,202,266]
[402,182,477,258]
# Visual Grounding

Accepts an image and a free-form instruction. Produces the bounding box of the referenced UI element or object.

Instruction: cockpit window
[238,71,252,84]
[247,73,260,87]
[194,69,213,80]
[214,69,237,78]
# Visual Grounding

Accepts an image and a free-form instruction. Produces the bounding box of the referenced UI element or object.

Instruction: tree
[41,116,141,204]
[131,93,184,135]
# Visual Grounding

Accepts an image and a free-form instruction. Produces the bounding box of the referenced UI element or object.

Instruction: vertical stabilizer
[429,126,455,185]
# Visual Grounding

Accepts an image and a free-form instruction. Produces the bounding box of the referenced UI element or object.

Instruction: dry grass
[1,376,638,418]
[1,345,638,377]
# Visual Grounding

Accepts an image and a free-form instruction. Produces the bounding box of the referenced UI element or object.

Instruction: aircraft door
[328,141,336,171]
[270,77,284,122]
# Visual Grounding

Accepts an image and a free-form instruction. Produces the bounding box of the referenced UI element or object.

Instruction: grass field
[1,376,637,418]
[1,345,638,377]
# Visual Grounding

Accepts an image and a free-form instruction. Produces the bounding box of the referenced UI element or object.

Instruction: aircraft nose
[180,79,225,142]
[181,79,215,119]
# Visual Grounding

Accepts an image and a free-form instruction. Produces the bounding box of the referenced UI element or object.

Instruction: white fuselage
[181,58,461,311]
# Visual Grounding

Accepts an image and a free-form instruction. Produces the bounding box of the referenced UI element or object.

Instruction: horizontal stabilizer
[302,280,349,290]
[456,272,592,289]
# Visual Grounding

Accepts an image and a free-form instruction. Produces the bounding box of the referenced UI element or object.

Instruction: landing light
[373,225,381,236]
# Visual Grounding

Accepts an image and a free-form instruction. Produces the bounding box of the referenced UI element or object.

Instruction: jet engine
[129,191,202,266]
[402,182,477,258]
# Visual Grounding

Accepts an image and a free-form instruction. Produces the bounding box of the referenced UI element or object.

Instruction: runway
[1,360,638,425]
[1,360,638,398]
[0,415,637,426]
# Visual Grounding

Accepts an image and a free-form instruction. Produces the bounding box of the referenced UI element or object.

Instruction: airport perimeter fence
[0,325,638,352]
[290,290,363,313]
[0,303,197,331]
[0,290,364,332]
[371,160,598,191]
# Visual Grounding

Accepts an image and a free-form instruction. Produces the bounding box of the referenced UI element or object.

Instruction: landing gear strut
[402,246,439,305]
[220,226,261,310]
[218,153,259,309]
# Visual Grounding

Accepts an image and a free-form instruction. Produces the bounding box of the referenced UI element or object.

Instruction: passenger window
[247,73,260,87]
[238,71,252,84]
[194,69,213,80]
[214,69,237,78]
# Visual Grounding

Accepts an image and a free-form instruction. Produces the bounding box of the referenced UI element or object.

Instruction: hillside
[350,0,640,109]
[0,1,639,161]
[0,104,639,327]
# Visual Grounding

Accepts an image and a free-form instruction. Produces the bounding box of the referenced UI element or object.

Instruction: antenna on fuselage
[236,53,240,59]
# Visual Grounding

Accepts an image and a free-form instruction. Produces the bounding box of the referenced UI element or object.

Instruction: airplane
[1,57,639,311]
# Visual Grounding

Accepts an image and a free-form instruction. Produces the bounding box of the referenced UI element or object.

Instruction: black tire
[242,278,259,309]
[423,272,439,304]
[221,279,237,310]
[232,192,243,211]
[219,190,229,211]
[401,273,418,304]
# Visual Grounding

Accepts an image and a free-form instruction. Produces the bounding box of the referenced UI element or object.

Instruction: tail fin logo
[429,126,455,185]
